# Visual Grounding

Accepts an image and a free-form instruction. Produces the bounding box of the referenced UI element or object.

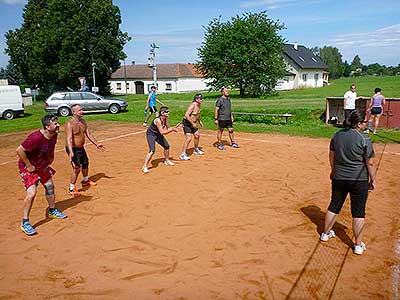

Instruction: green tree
[342,60,351,77]
[317,46,344,79]
[197,11,286,96]
[350,55,363,72]
[5,0,130,94]
[0,63,23,85]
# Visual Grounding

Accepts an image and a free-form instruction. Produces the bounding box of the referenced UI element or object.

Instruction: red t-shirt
[18,130,58,172]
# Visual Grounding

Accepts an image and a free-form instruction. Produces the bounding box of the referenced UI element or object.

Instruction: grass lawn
[1,76,399,143]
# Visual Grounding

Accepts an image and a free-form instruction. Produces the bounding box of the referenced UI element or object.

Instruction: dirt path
[0,121,399,299]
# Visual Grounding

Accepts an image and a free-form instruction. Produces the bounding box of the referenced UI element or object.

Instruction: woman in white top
[367,87,386,134]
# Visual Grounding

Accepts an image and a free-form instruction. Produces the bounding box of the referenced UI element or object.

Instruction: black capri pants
[146,132,170,153]
[328,179,369,218]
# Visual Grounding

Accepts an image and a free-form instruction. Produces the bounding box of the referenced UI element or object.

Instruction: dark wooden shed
[325,97,400,128]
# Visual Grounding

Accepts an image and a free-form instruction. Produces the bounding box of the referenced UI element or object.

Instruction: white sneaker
[194,148,205,155]
[143,122,147,127]
[320,229,335,242]
[179,153,190,160]
[142,166,149,173]
[354,242,366,255]
[164,160,175,166]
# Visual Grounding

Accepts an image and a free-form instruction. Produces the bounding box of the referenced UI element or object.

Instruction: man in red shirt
[16,114,67,236]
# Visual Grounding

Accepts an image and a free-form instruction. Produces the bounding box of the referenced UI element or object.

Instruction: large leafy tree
[5,0,130,94]
[0,63,23,85]
[197,12,286,96]
[312,46,344,79]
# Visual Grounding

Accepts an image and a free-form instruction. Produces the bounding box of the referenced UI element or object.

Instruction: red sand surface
[0,121,399,300]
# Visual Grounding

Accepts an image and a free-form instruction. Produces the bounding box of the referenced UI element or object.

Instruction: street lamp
[92,62,97,91]
[148,43,159,87]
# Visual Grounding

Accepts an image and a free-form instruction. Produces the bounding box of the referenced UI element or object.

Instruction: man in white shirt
[343,84,358,126]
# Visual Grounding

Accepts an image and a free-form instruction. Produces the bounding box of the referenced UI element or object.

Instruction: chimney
[294,42,298,50]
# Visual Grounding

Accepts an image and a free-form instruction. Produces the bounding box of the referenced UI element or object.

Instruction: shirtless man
[179,94,205,160]
[65,104,105,197]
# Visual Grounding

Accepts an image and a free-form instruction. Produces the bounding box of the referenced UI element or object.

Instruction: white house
[109,44,329,94]
[109,63,208,94]
[275,43,329,90]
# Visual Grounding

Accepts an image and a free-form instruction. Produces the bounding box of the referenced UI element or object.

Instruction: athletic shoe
[194,148,205,155]
[216,144,225,150]
[164,160,175,166]
[372,130,376,134]
[364,129,370,134]
[180,153,190,160]
[320,229,335,241]
[48,208,67,219]
[143,122,147,127]
[21,221,36,236]
[68,188,81,198]
[231,142,239,148]
[354,242,366,255]
[81,179,97,187]
[142,166,149,173]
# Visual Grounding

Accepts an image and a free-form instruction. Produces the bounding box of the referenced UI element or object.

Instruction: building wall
[176,78,209,92]
[109,78,207,94]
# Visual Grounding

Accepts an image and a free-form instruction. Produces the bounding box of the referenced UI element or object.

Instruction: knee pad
[44,182,55,196]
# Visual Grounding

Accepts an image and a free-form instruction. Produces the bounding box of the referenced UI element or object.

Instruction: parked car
[0,85,24,120]
[45,91,128,116]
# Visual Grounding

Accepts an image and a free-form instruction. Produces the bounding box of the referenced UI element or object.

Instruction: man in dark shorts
[16,114,67,236]
[214,87,239,150]
[65,104,105,197]
[142,106,181,173]
[180,94,205,160]
[320,111,376,255]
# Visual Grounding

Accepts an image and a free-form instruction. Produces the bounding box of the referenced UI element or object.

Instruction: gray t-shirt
[216,96,232,121]
[330,129,375,181]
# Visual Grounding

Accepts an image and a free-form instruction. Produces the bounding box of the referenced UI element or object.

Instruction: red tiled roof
[111,63,203,79]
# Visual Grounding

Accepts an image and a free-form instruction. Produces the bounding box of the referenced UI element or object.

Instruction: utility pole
[147,43,159,88]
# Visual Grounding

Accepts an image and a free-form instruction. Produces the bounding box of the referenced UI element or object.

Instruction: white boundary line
[0,130,146,166]
[393,232,400,300]
[1,130,399,166]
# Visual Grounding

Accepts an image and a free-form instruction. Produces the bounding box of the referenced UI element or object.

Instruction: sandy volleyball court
[0,121,399,299]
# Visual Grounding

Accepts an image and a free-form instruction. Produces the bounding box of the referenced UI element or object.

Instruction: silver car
[45,91,128,116]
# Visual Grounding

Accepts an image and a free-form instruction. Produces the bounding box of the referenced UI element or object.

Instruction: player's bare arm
[16,145,35,172]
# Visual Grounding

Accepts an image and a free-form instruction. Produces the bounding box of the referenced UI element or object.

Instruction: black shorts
[149,106,157,114]
[146,132,169,153]
[371,107,383,115]
[218,119,233,129]
[182,118,199,134]
[328,179,369,218]
[65,146,89,169]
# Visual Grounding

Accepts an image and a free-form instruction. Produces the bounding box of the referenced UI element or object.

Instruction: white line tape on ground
[0,130,146,166]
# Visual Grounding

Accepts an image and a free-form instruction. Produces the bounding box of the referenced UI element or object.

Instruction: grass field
[1,76,399,143]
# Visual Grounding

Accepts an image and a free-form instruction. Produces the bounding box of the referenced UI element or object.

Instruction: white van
[0,85,24,120]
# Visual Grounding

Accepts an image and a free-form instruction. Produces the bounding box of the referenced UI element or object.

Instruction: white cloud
[328,24,400,65]
[0,0,26,5]
[240,0,322,9]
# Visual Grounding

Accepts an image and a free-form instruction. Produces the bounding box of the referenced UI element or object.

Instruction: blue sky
[0,0,399,68]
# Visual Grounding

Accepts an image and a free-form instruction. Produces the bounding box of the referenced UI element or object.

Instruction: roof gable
[111,63,203,79]
[283,44,328,69]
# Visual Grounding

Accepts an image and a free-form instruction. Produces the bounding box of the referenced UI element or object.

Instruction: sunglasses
[161,110,169,114]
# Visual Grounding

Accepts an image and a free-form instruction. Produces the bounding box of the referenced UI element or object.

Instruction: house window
[166,83,172,91]
[116,83,121,90]
[314,73,319,80]
[126,82,130,89]
[298,56,305,62]
[312,57,318,63]
[302,74,307,81]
